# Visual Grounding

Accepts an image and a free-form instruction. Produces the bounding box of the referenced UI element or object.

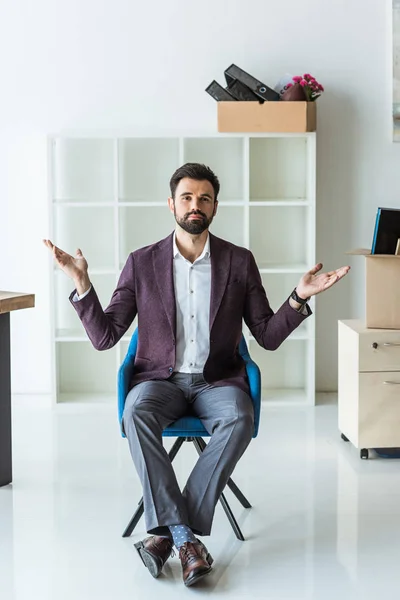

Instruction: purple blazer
[70,232,311,394]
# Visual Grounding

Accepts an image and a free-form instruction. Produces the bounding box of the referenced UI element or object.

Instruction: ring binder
[205,81,236,102]
[224,64,280,102]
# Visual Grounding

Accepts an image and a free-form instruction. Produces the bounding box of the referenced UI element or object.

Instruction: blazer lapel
[209,233,232,331]
[152,233,176,336]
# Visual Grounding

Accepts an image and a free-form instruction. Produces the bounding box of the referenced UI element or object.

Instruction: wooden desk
[0,291,35,486]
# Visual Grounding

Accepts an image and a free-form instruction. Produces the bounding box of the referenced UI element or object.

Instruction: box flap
[346,248,400,258]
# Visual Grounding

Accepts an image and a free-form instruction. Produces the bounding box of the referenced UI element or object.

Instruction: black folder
[224,64,280,102]
[205,80,236,102]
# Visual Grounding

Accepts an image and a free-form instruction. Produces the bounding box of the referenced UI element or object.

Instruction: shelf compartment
[183,137,244,202]
[53,206,115,270]
[56,343,117,395]
[249,205,309,267]
[119,206,174,266]
[52,138,115,202]
[209,206,245,247]
[249,338,307,394]
[249,137,308,201]
[118,138,179,202]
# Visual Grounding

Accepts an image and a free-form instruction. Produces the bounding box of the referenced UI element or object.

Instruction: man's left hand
[296,263,350,299]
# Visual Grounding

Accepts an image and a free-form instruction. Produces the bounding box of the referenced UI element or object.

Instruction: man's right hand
[43,239,91,296]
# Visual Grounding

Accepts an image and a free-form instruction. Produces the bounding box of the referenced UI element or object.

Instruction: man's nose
[190,199,202,212]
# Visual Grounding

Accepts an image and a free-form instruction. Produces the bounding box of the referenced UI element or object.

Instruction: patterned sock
[168,524,197,549]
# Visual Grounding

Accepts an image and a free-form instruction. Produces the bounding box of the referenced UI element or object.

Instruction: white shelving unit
[48,133,316,406]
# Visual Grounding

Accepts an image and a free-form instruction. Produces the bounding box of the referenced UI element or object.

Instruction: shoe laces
[179,542,198,564]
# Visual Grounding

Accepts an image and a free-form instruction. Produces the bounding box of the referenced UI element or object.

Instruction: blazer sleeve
[69,253,137,350]
[243,251,311,351]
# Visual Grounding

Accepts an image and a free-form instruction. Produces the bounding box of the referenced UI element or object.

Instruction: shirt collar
[173,231,211,260]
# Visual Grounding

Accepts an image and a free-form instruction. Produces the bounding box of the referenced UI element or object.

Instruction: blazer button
[169,367,173,373]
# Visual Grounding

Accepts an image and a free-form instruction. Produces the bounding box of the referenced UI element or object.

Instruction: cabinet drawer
[359,330,400,372]
[359,372,400,447]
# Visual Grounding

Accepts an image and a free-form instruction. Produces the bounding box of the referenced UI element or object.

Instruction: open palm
[43,239,88,281]
[297,263,350,299]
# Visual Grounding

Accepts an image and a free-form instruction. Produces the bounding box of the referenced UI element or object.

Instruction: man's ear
[168,196,175,214]
[213,200,218,216]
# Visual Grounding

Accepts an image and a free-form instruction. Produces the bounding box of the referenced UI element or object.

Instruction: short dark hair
[169,163,220,201]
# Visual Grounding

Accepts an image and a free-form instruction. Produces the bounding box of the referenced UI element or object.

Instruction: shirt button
[189,363,194,367]
[191,339,194,343]
[190,290,194,294]
[191,315,194,319]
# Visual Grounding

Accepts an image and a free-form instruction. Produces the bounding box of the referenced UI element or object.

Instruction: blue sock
[168,524,197,549]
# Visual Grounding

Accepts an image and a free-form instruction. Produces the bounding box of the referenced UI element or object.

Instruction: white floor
[2,395,400,600]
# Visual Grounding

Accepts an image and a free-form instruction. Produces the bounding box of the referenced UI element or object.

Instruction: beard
[174,209,214,234]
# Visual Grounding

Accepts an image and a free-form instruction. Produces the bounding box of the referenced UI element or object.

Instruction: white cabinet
[338,319,400,458]
[49,133,316,405]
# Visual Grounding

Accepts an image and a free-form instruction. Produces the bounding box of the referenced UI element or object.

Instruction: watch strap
[290,288,310,305]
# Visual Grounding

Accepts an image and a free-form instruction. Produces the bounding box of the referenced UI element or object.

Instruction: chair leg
[192,437,246,541]
[122,498,144,538]
[168,436,186,461]
[122,436,185,537]
[195,437,252,508]
[219,492,245,541]
[226,478,252,509]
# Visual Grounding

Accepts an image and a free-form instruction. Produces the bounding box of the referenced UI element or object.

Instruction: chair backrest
[118,328,261,438]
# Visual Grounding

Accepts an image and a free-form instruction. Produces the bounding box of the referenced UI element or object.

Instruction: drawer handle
[383,381,400,385]
[383,343,400,347]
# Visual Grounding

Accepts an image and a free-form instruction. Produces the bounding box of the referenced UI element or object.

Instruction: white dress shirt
[173,233,211,373]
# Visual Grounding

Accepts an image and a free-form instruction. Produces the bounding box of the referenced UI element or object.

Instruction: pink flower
[286,83,293,88]
[292,75,302,83]
[303,73,312,79]
[318,83,324,91]
[299,79,307,87]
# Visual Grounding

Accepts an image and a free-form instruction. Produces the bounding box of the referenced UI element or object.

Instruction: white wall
[1,0,399,396]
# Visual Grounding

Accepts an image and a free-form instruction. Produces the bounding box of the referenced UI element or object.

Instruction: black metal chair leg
[122,498,144,538]
[226,478,252,508]
[219,492,245,541]
[168,436,186,461]
[192,436,204,457]
[122,436,185,537]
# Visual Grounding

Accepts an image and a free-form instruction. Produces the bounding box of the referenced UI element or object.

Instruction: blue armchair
[118,329,261,541]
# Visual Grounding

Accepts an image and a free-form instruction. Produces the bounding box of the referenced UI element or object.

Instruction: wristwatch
[290,288,310,305]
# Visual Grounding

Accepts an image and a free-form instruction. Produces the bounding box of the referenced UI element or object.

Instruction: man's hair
[169,163,220,202]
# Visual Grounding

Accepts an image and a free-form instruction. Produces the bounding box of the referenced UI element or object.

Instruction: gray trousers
[122,373,254,537]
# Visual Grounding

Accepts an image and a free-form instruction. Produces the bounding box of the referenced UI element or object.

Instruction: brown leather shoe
[179,539,213,587]
[134,536,174,578]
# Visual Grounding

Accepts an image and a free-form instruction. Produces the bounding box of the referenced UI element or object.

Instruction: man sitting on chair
[44,163,349,587]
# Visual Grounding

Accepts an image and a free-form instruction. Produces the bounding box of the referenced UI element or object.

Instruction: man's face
[168,177,218,235]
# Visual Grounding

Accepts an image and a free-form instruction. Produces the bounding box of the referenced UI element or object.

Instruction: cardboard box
[349,249,400,329]
[217,101,316,133]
